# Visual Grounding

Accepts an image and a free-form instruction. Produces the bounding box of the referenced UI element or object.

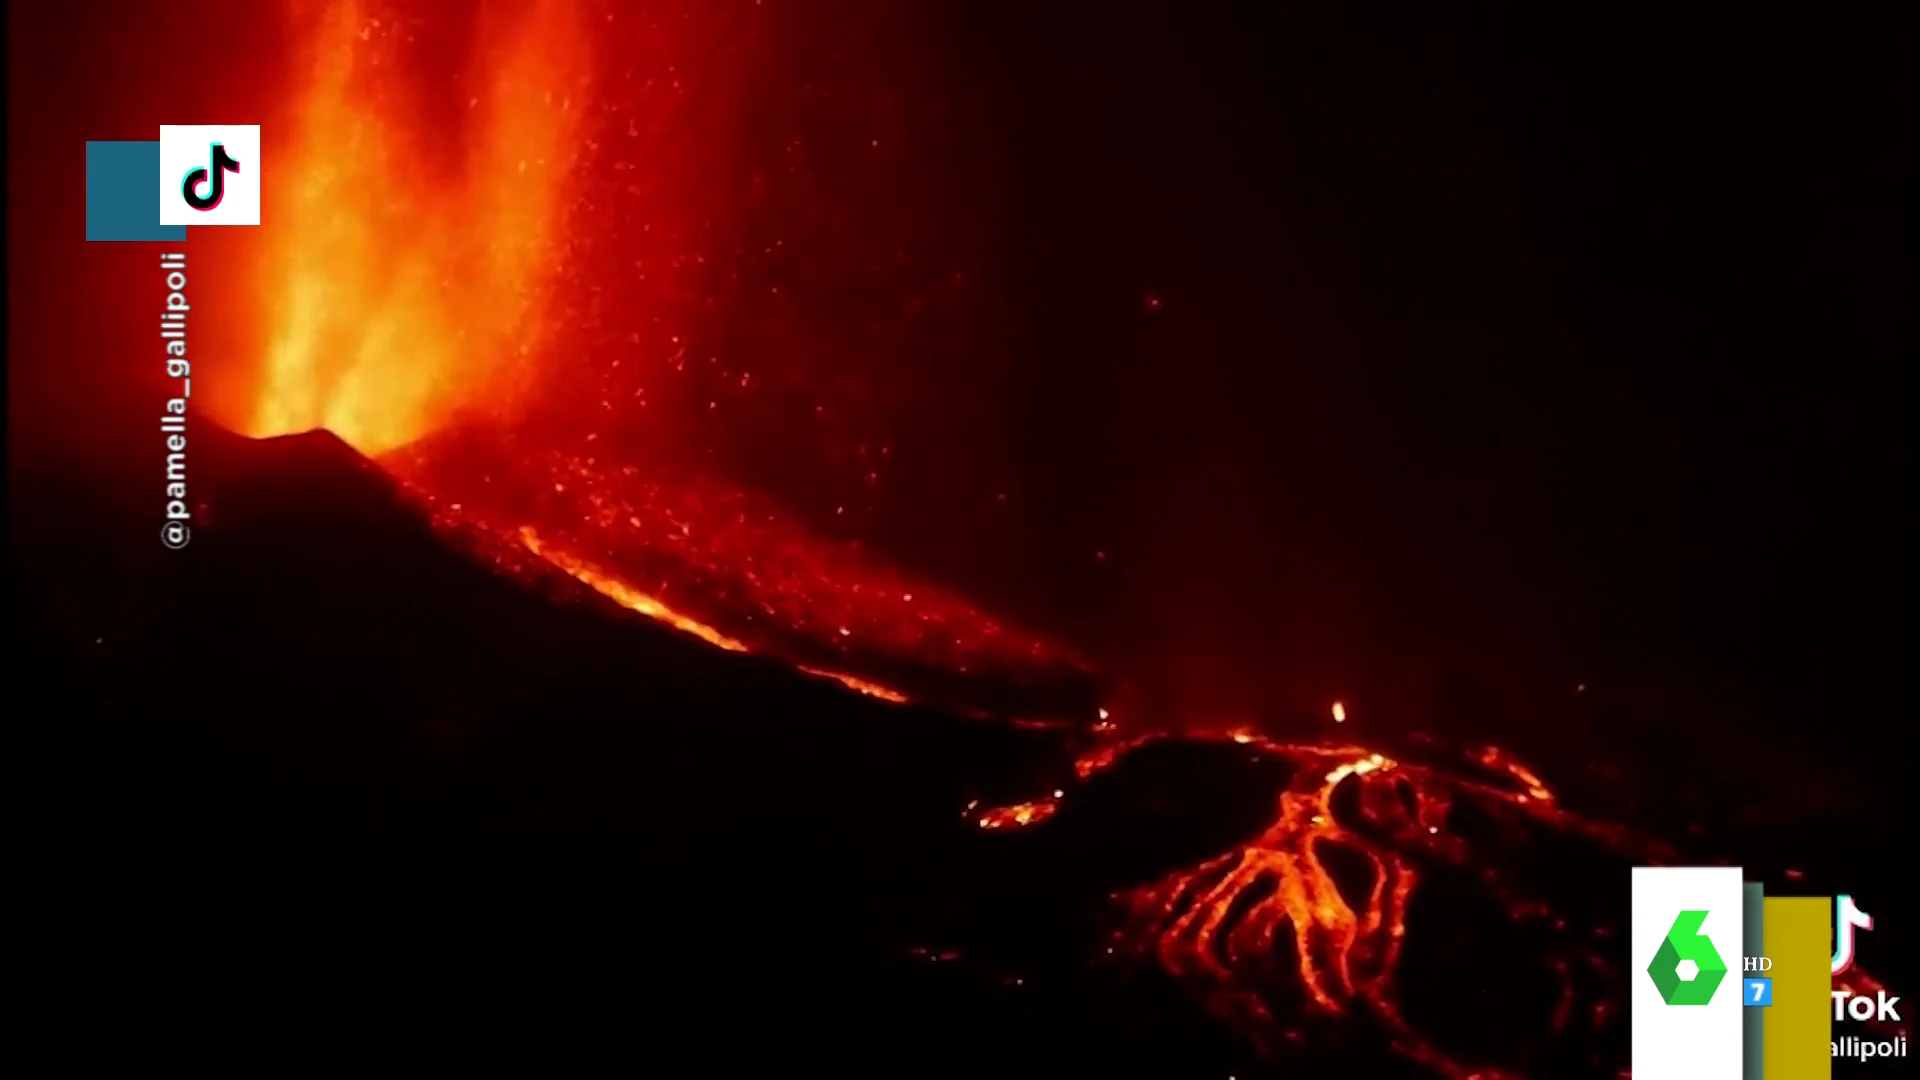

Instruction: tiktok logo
[1833,894,1874,976]
[159,126,260,227]
[181,143,242,211]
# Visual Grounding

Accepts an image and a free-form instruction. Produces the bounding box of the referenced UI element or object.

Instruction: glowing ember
[975,797,1060,831]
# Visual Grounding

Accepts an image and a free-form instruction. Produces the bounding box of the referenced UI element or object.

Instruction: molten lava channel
[383,434,1096,716]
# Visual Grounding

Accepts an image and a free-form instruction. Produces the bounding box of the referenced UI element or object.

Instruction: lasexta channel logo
[1648,909,1730,1005]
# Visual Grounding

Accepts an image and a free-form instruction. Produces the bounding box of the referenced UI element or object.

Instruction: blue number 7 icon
[1743,977,1773,1006]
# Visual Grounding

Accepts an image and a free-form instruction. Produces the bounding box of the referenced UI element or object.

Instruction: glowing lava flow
[979,730,1642,1078]
[974,729,1907,1076]
[385,437,1096,716]
[520,521,908,701]
[518,526,746,653]
[1114,742,1608,1078]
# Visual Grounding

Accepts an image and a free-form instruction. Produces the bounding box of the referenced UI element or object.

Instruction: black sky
[837,2,1914,797]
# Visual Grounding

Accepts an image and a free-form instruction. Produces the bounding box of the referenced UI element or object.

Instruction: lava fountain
[252,0,589,452]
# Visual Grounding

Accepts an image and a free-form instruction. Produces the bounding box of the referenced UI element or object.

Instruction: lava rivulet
[384,432,1098,717]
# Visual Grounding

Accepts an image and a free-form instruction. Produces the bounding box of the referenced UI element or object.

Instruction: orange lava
[972,729,1659,1078]
[386,438,1097,717]
[796,668,913,704]
[251,0,589,453]
[966,727,1910,1075]
[518,525,746,653]
[975,795,1061,831]
[520,521,912,702]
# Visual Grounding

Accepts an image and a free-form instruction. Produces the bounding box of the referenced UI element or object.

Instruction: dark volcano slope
[9,425,1268,1074]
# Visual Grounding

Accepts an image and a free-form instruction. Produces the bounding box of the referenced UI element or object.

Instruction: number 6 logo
[1648,910,1730,1005]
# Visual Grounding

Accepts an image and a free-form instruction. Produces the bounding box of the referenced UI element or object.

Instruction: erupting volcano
[237,0,1096,718]
[141,1,1897,1075]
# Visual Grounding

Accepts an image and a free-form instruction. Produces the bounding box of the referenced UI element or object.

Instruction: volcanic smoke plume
[206,2,1899,1076]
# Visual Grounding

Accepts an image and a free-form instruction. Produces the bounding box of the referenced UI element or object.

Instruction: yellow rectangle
[1762,895,1831,1079]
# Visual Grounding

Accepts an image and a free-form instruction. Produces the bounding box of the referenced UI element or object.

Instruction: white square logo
[158,125,261,226]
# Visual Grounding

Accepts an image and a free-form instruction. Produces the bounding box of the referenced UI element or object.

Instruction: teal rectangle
[85,141,186,242]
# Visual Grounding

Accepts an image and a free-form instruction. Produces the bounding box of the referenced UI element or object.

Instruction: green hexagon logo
[1648,909,1728,1005]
